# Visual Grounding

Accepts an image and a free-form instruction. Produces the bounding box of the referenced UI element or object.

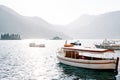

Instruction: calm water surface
[0,39,120,80]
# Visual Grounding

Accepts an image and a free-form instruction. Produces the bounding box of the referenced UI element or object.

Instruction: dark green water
[57,63,116,80]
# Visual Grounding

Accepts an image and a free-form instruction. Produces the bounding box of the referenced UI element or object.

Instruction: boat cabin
[57,45,118,71]
[63,49,114,60]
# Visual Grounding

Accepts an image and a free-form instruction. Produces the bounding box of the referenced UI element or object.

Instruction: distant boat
[95,39,120,50]
[29,43,45,47]
[70,40,81,46]
[57,41,119,72]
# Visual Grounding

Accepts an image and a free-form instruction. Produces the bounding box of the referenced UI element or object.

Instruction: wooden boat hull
[57,55,116,70]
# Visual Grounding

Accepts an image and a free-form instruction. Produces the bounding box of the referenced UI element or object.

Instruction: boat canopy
[79,52,115,59]
[63,46,115,59]
[63,46,113,52]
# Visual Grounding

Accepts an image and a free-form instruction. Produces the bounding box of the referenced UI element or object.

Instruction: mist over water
[0,39,120,80]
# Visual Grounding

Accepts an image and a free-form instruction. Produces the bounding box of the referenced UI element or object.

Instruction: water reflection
[57,63,116,80]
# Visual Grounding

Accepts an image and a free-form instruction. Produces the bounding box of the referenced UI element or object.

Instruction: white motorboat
[95,39,120,50]
[29,43,45,47]
[57,43,119,72]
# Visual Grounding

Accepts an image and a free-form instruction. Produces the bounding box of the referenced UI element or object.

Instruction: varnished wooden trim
[57,56,116,64]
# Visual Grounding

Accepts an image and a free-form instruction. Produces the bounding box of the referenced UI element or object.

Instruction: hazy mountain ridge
[0,5,69,39]
[62,11,120,39]
[0,5,120,39]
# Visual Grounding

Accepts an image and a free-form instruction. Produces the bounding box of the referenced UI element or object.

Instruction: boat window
[64,50,114,60]
[65,51,79,59]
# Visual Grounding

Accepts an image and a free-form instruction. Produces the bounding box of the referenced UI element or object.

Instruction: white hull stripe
[57,56,116,64]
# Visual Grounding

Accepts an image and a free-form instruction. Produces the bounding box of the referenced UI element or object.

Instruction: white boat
[57,44,119,71]
[95,39,120,50]
[29,43,45,47]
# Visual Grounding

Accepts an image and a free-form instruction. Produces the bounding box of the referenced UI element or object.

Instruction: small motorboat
[70,40,81,46]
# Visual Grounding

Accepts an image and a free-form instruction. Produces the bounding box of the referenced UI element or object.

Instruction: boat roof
[63,46,113,53]
[63,46,115,59]
[79,51,115,59]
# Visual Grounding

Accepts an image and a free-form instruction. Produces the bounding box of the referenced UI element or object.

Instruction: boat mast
[115,57,119,74]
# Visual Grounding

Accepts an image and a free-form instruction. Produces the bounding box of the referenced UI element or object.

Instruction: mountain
[1,5,120,39]
[0,5,69,39]
[63,11,120,39]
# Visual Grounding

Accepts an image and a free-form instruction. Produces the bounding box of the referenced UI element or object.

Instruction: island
[52,36,62,40]
[0,33,21,40]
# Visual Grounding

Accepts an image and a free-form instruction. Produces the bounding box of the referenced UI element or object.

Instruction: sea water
[0,39,120,80]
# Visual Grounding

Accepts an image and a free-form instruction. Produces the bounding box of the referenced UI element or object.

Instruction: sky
[0,0,120,25]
